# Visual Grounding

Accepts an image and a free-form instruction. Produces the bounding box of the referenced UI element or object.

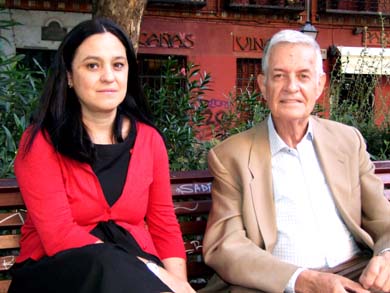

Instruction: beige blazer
[200,116,390,293]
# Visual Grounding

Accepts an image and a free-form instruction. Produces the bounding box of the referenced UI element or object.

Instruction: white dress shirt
[267,115,360,292]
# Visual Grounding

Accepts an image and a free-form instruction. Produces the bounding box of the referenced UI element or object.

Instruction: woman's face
[67,32,129,119]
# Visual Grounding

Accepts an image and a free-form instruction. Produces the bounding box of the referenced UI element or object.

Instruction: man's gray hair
[261,30,324,78]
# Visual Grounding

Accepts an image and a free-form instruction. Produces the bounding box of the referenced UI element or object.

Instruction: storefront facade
[1,0,389,124]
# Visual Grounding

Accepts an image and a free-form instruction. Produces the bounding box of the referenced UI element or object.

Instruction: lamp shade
[300,21,318,39]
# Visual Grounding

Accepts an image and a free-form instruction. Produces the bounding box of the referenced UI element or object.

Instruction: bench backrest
[373,160,390,200]
[0,171,214,291]
[0,161,389,291]
[0,179,25,293]
[170,170,214,289]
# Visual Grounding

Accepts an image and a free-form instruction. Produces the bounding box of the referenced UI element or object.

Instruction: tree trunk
[93,0,147,53]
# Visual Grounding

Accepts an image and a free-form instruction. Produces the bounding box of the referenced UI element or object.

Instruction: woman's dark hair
[25,17,157,163]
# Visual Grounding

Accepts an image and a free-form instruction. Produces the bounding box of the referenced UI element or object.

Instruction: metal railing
[228,0,305,12]
[318,0,390,15]
[147,0,207,7]
[4,0,92,12]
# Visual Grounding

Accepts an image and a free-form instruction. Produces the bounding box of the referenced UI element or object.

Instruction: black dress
[9,117,173,293]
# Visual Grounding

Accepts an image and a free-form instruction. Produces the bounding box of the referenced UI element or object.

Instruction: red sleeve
[145,129,186,260]
[15,129,99,256]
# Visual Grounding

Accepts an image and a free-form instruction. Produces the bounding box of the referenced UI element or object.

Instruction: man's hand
[359,251,390,292]
[295,269,370,293]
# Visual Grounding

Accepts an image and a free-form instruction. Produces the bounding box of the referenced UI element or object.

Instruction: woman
[9,18,194,293]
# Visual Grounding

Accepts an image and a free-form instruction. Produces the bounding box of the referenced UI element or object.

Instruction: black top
[92,116,137,206]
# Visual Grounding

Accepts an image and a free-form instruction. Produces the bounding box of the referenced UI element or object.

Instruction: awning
[337,46,390,75]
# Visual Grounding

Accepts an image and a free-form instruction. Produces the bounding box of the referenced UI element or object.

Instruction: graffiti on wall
[200,98,231,126]
[233,35,268,52]
[364,30,390,47]
[139,32,195,49]
[175,182,211,195]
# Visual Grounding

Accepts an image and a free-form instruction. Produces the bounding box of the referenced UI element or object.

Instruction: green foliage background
[0,16,45,177]
[324,26,390,161]
[144,58,269,171]
[0,23,389,177]
[145,58,212,171]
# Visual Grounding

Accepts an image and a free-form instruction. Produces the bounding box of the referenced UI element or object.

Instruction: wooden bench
[0,161,389,292]
[0,170,214,292]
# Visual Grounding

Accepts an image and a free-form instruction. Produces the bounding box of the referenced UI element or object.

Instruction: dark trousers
[9,221,172,293]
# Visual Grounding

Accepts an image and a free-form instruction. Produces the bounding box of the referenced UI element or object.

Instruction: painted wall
[139,14,389,126]
[1,5,388,128]
[0,9,91,56]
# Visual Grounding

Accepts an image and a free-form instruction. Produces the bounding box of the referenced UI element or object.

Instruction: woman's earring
[68,81,73,88]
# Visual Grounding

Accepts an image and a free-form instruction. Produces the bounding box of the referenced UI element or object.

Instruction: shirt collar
[267,115,314,156]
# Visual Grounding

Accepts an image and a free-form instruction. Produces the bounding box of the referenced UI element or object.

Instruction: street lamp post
[300,0,318,39]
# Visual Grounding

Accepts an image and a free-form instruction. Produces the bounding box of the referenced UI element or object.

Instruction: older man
[201,29,390,293]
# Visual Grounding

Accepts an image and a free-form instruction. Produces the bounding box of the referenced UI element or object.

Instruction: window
[321,0,389,14]
[236,58,262,94]
[148,0,207,7]
[138,54,187,90]
[5,0,92,12]
[16,48,56,73]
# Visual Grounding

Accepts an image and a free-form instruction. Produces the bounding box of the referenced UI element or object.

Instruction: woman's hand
[157,266,196,293]
[138,257,195,293]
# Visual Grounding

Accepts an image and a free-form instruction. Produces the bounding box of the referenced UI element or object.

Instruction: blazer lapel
[248,121,277,252]
[312,117,348,203]
[312,117,361,233]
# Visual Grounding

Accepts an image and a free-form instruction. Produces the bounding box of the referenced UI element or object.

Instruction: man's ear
[257,74,266,99]
[315,73,327,101]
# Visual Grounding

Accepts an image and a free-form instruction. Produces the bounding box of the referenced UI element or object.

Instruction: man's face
[258,43,326,124]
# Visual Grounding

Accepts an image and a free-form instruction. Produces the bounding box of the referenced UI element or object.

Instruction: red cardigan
[14,122,186,262]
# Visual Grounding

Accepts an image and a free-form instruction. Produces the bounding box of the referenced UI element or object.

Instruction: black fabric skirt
[8,221,173,293]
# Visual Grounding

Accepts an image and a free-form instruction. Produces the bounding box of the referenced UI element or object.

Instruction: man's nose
[285,76,299,92]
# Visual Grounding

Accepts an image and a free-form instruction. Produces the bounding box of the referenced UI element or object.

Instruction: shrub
[325,20,390,160]
[144,58,270,170]
[0,16,45,177]
[0,55,45,177]
[211,86,269,141]
[144,57,212,171]
[2,24,390,177]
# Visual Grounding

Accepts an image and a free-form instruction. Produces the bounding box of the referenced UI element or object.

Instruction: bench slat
[0,280,11,293]
[187,262,214,278]
[0,256,16,271]
[373,161,390,171]
[385,190,390,200]
[321,253,370,281]
[184,239,203,254]
[171,182,212,197]
[0,161,388,292]
[170,170,212,183]
[174,200,212,215]
[0,235,21,250]
[377,173,390,186]
[0,211,25,228]
[180,220,207,235]
[0,192,24,208]
[0,178,18,190]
